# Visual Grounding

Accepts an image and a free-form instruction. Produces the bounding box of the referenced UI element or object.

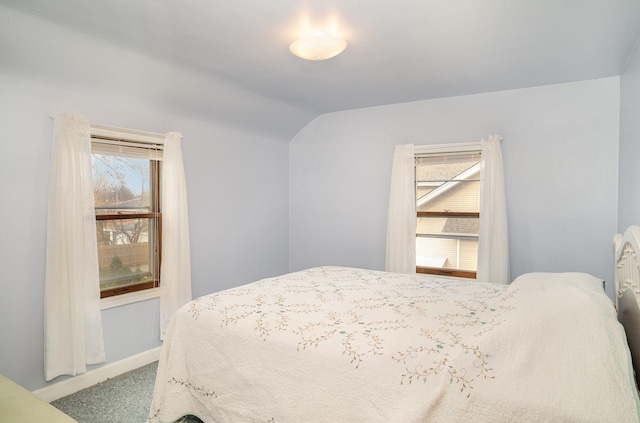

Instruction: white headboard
[615,225,640,309]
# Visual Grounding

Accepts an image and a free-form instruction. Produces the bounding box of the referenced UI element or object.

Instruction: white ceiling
[4,0,640,131]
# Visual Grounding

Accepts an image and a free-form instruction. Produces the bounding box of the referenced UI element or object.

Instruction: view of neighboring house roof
[416,160,480,209]
[416,160,479,182]
[416,159,480,237]
[442,218,479,235]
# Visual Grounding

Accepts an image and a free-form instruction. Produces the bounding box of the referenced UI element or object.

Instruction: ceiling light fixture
[289,31,347,61]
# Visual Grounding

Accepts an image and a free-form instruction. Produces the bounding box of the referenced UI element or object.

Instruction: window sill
[100,287,160,310]
[416,267,477,279]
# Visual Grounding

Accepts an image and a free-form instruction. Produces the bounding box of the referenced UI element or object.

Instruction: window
[415,145,481,278]
[91,127,164,298]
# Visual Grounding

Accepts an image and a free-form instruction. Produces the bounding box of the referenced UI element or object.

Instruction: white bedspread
[149,267,640,422]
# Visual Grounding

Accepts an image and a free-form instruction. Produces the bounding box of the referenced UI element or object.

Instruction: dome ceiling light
[289,31,347,61]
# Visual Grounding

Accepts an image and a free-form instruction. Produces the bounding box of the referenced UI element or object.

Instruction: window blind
[90,124,164,161]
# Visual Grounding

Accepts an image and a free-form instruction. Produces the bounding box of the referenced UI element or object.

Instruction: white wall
[290,78,620,297]
[619,39,640,231]
[0,7,291,391]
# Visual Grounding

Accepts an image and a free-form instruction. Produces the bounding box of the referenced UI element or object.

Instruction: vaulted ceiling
[3,0,640,137]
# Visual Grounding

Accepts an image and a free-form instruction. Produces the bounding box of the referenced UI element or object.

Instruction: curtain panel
[160,132,192,339]
[385,144,417,274]
[44,112,106,381]
[477,135,510,284]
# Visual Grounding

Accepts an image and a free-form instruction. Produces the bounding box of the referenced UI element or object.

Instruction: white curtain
[477,134,510,284]
[385,144,417,274]
[160,132,192,339]
[44,112,106,381]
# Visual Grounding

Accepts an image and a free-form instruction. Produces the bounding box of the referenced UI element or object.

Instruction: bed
[149,233,640,422]
[615,225,640,393]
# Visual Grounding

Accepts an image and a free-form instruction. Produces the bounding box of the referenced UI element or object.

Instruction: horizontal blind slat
[91,138,163,161]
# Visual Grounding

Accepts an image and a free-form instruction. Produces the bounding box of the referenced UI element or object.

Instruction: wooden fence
[98,243,149,268]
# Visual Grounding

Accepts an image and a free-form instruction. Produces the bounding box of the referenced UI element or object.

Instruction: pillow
[618,288,640,388]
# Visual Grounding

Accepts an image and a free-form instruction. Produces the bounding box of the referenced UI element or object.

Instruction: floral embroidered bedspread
[149,267,640,423]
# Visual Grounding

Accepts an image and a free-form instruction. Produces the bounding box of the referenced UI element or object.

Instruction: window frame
[89,124,165,299]
[414,142,481,279]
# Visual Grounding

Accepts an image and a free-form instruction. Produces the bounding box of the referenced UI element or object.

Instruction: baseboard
[32,347,162,403]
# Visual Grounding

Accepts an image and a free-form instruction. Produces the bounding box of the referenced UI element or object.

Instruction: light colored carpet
[51,362,203,423]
